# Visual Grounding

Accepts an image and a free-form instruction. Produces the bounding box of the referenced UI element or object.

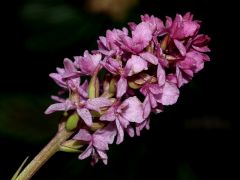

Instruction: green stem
[15,125,74,180]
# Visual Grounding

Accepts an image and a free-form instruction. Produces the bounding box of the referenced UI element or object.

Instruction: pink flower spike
[44,12,211,166]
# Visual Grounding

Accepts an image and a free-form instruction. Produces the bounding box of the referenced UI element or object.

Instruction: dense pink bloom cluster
[45,13,210,165]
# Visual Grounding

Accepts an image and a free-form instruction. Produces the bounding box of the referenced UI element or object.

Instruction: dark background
[1,0,239,179]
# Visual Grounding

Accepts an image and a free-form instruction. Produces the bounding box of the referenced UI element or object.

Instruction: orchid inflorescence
[45,12,210,165]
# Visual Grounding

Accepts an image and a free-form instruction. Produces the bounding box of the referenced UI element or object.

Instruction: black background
[1,0,239,179]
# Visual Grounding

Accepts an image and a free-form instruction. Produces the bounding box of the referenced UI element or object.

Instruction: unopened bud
[88,75,100,99]
[90,122,105,131]
[65,113,80,131]
[161,34,170,50]
[60,140,83,153]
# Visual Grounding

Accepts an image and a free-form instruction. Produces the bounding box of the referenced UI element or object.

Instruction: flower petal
[192,45,210,53]
[174,39,186,56]
[157,64,166,87]
[93,137,109,151]
[136,118,150,136]
[77,108,93,126]
[149,93,157,108]
[86,97,113,112]
[73,129,92,141]
[126,126,134,137]
[143,96,151,119]
[140,52,158,65]
[132,22,152,50]
[117,76,127,98]
[49,73,66,89]
[100,107,116,121]
[161,82,180,105]
[121,96,144,123]
[44,100,74,114]
[63,58,76,73]
[51,95,65,103]
[125,55,148,76]
[96,123,117,144]
[79,144,92,160]
[97,150,108,165]
[148,84,162,94]
[76,51,101,75]
[116,120,124,144]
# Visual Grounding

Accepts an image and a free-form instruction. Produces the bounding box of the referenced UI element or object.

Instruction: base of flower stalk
[14,123,74,180]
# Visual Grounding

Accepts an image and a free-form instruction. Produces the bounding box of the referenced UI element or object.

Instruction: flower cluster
[45,12,210,165]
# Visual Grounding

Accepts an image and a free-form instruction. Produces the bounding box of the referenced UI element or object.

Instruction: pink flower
[97,28,128,56]
[141,14,166,37]
[159,81,180,105]
[73,123,117,165]
[140,83,162,110]
[100,96,144,144]
[165,13,201,57]
[119,22,153,53]
[175,50,210,87]
[49,58,81,90]
[74,50,102,75]
[45,96,113,127]
[191,34,211,53]
[102,55,148,97]
[136,117,150,136]
[137,80,179,135]
[140,81,179,117]
[167,12,200,40]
